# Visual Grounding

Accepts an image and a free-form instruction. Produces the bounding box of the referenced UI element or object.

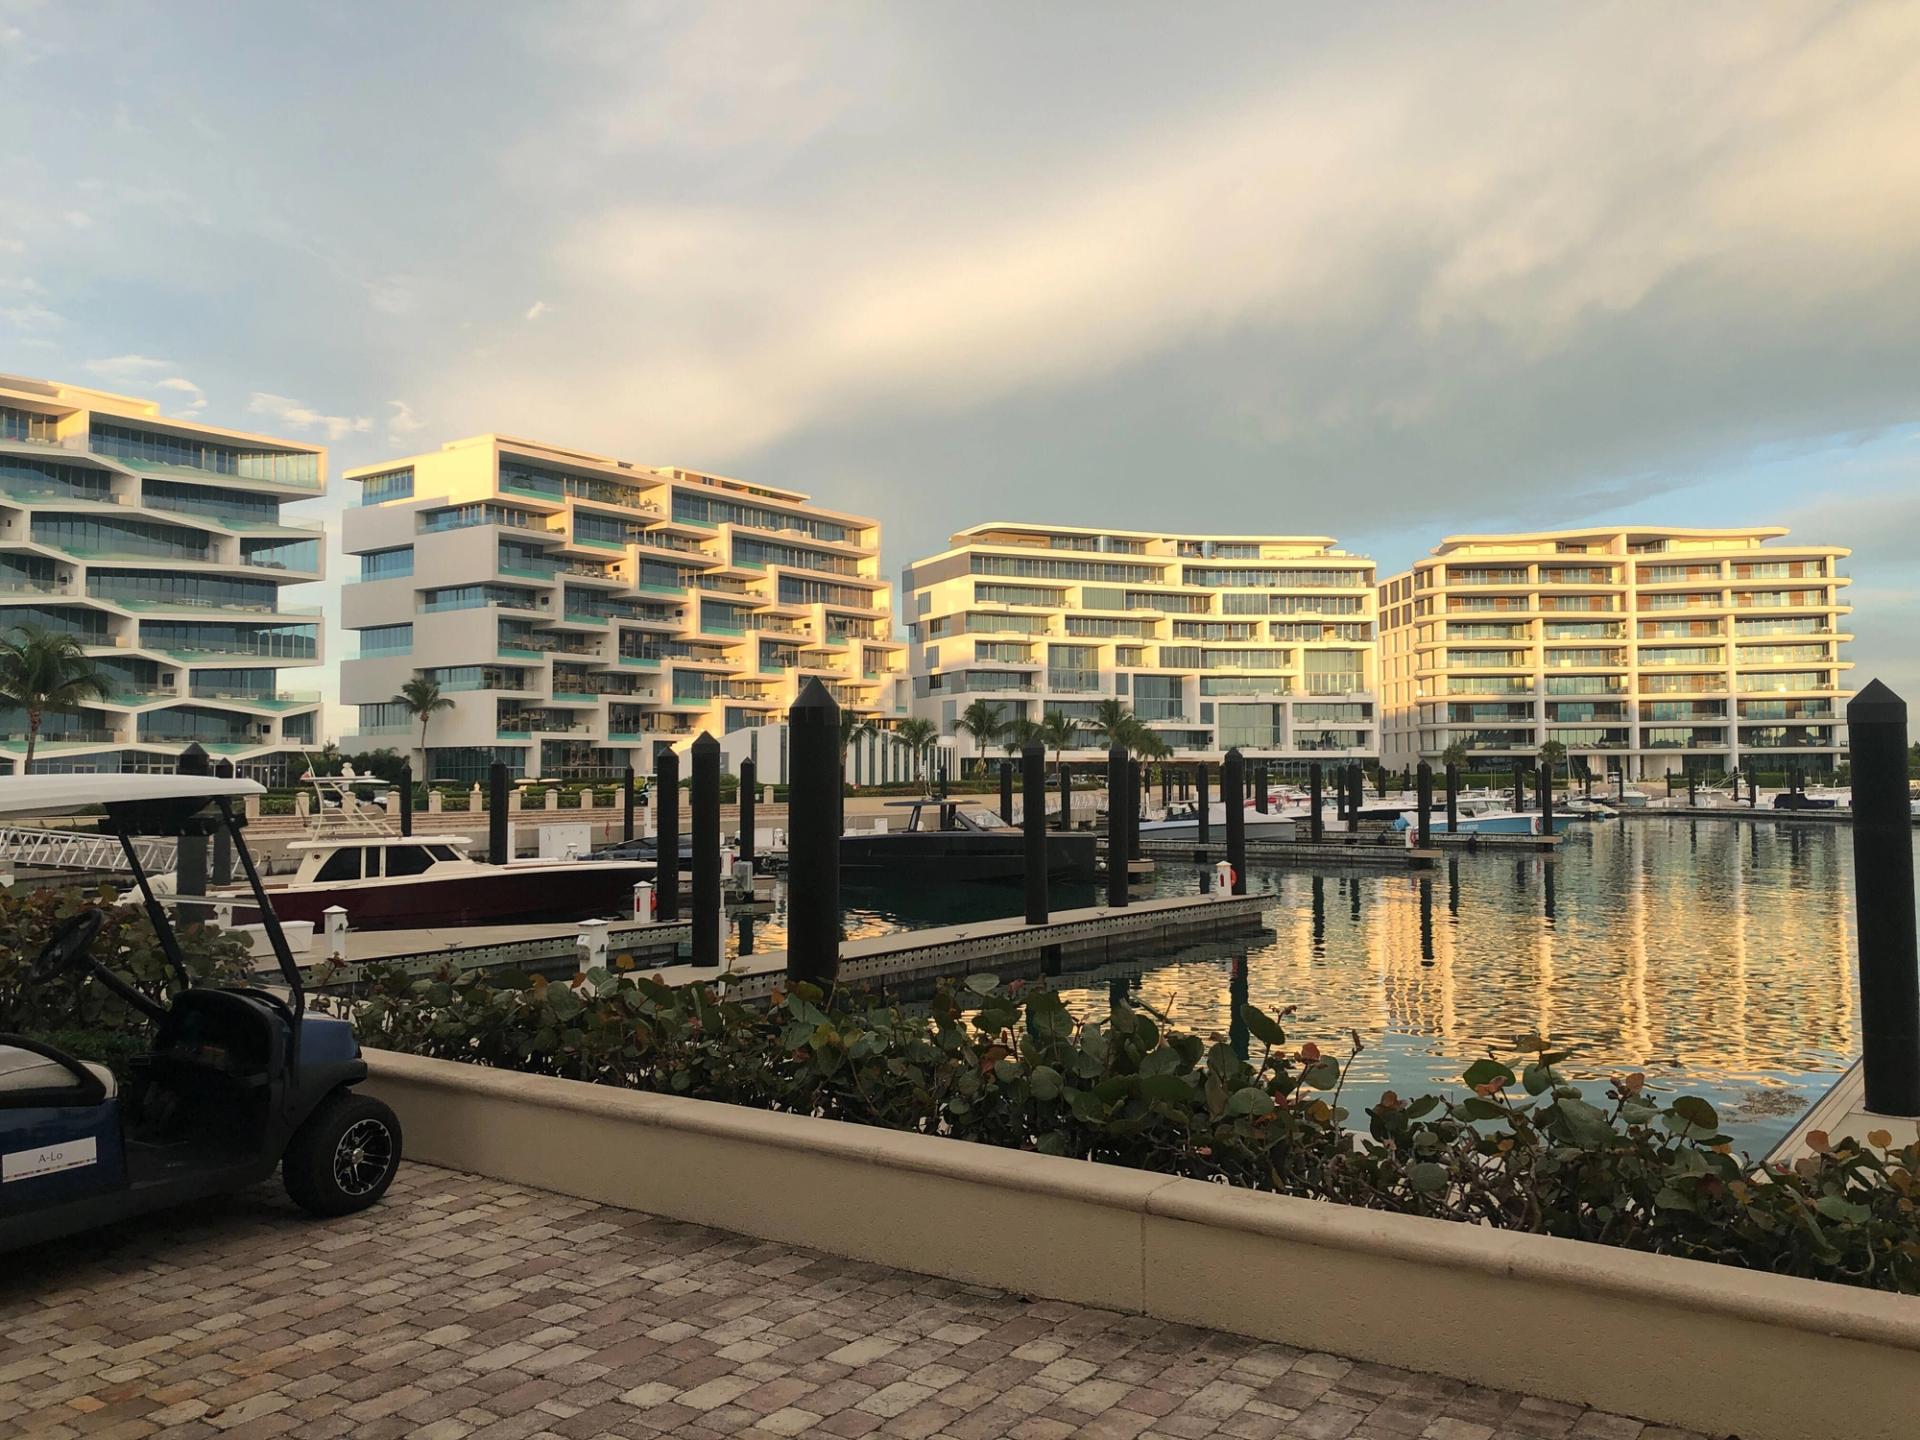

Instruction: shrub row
[351,965,1920,1294]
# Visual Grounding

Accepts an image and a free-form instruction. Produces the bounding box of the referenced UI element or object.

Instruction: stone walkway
[4,1165,1707,1440]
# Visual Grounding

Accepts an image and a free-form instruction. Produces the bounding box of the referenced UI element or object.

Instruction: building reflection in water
[1054,820,1868,1152]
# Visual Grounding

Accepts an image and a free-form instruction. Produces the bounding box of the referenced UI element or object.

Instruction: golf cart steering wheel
[29,909,106,984]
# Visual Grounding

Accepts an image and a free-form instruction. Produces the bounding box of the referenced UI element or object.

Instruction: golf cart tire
[283,1091,402,1217]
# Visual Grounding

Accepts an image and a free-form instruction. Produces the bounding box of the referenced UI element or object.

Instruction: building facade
[903,524,1377,766]
[0,374,326,779]
[1377,527,1852,779]
[339,435,904,782]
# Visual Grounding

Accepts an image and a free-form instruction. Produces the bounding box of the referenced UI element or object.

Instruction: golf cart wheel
[283,1092,402,1217]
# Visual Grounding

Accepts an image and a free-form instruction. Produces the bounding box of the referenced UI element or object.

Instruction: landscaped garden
[8,886,1914,1295]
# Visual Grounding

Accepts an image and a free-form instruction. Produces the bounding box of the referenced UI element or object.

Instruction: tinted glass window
[314,848,362,883]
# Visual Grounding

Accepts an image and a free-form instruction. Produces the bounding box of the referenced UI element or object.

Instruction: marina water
[740,817,1894,1155]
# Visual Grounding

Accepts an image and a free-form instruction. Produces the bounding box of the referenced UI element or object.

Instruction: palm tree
[1036,711,1080,779]
[395,675,455,768]
[1132,727,1172,761]
[954,700,1005,777]
[1538,738,1567,781]
[1440,740,1467,771]
[0,625,111,770]
[837,710,879,792]
[1001,714,1040,759]
[892,717,938,786]
[1082,698,1137,753]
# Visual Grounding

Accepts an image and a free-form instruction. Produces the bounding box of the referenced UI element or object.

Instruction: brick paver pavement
[3,1165,1710,1440]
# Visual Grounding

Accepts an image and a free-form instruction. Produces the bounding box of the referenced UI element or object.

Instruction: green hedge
[353,967,1920,1293]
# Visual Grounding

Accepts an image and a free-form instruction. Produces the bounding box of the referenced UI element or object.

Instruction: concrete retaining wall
[364,1049,1920,1440]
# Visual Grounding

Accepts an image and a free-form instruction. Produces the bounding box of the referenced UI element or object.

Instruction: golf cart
[0,764,402,1252]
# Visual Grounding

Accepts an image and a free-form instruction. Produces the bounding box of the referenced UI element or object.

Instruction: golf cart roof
[0,774,265,823]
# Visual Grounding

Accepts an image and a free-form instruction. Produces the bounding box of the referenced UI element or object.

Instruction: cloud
[1,300,60,331]
[84,354,172,383]
[523,300,549,322]
[429,1,1920,537]
[154,376,206,414]
[246,392,373,443]
[385,398,425,446]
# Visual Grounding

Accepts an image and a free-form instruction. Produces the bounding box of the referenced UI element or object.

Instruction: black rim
[332,1117,395,1197]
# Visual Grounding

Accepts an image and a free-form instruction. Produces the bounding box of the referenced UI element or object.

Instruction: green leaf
[1454,1097,1506,1123]
[1301,1056,1341,1090]
[1669,1096,1719,1134]
[1138,1073,1192,1104]
[1241,1004,1287,1048]
[1521,1062,1557,1096]
[1140,1044,1183,1077]
[963,972,1000,996]
[1655,1184,1695,1211]
[1404,1094,1441,1119]
[1226,1086,1274,1117]
[1463,1058,1516,1090]
[1407,1162,1448,1194]
[1553,1097,1615,1149]
[1815,1195,1871,1224]
[1025,988,1074,1041]
[1029,1065,1063,1101]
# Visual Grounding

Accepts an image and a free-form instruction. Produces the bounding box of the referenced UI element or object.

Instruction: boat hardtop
[879,798,1018,833]
[0,772,264,821]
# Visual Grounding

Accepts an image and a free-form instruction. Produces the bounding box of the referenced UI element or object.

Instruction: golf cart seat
[0,1043,117,1102]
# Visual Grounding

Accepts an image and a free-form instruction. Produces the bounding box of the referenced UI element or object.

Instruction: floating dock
[286,916,694,989]
[1132,837,1443,869]
[646,891,1272,999]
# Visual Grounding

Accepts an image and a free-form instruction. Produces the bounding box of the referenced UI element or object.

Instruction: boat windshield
[956,807,1015,833]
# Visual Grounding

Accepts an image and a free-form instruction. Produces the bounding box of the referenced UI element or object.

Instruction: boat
[1395,798,1576,836]
[214,775,652,930]
[840,799,1097,883]
[1138,796,1300,842]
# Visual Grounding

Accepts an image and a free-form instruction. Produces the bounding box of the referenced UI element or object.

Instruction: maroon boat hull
[260,862,655,930]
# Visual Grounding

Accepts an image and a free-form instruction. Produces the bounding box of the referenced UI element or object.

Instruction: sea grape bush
[350,964,1920,1293]
[0,885,254,1037]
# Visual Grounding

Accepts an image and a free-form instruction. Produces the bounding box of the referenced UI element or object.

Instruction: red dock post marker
[1848,681,1920,1116]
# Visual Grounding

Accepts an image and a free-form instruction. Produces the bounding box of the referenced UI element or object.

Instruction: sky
[4,1,1919,733]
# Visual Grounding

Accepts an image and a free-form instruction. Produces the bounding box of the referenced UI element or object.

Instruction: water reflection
[720,819,1873,1153]
[1053,820,1870,1153]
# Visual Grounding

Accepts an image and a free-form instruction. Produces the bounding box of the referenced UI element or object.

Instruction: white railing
[0,825,177,875]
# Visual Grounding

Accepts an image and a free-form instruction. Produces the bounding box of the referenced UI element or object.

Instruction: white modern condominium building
[903,524,1377,765]
[339,434,904,783]
[1377,527,1852,779]
[0,374,326,778]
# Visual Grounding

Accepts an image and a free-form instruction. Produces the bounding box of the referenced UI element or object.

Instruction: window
[358,468,415,504]
[0,456,113,502]
[32,515,210,562]
[314,849,364,883]
[88,570,279,611]
[243,537,320,572]
[357,703,411,731]
[360,623,412,657]
[90,421,319,486]
[382,846,437,877]
[671,491,852,543]
[734,536,862,576]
